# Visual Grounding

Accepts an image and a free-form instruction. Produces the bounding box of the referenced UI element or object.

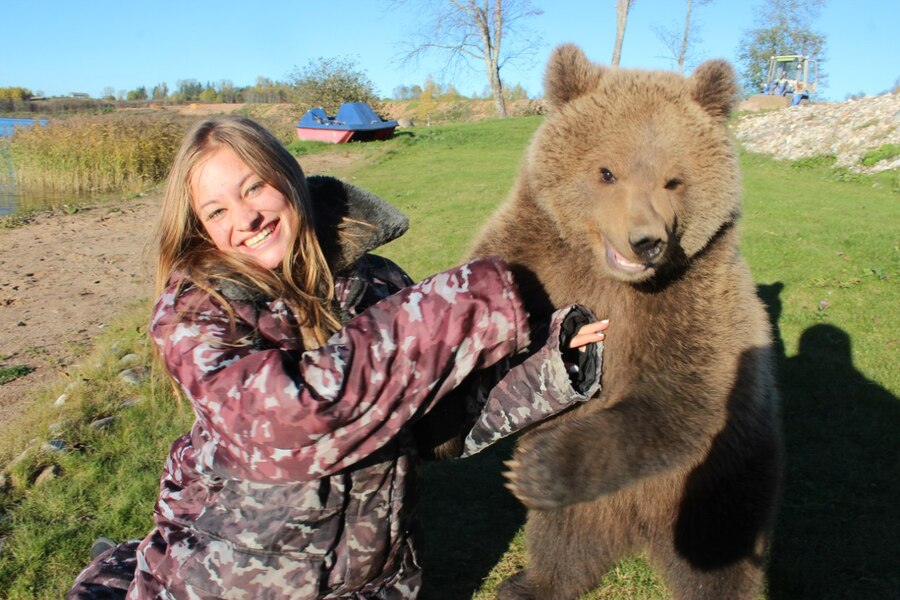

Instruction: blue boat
[296,102,398,143]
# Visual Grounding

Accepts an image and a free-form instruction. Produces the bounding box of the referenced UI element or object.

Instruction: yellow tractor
[741,55,818,111]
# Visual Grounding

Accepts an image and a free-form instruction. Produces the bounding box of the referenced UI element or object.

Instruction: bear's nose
[630,235,665,262]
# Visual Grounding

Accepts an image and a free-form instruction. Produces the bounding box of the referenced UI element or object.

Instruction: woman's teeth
[244,223,275,248]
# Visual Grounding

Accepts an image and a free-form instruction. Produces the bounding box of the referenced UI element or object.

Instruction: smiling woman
[154,116,339,349]
[65,115,606,599]
[190,146,297,270]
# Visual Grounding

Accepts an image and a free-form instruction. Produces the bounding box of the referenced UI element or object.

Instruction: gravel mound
[733,94,900,173]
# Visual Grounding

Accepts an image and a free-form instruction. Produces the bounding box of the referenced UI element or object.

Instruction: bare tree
[653,0,714,72]
[394,0,543,118]
[611,0,634,66]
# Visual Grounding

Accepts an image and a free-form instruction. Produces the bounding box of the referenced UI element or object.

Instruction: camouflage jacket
[67,179,601,599]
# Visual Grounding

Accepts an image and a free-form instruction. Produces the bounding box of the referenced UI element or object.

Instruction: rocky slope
[733,93,900,173]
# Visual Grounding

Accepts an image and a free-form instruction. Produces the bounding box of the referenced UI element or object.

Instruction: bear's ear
[543,44,604,109]
[689,60,738,121]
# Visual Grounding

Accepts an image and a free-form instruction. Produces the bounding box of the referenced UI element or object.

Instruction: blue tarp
[297,102,397,131]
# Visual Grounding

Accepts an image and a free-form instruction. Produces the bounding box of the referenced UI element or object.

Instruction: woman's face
[190,146,295,270]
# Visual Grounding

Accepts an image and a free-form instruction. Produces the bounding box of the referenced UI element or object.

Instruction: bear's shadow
[419,438,524,599]
[758,283,900,599]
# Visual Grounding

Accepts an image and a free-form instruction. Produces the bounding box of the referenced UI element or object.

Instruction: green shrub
[0,365,35,385]
[289,56,383,117]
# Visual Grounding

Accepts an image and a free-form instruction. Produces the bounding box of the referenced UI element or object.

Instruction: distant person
[66,116,606,598]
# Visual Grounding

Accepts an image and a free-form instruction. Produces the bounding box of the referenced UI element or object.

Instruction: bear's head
[527,44,741,284]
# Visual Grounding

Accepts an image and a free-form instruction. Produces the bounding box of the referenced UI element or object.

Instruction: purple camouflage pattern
[67,254,600,599]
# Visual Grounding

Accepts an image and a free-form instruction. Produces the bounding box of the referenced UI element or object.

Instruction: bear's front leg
[505,420,611,510]
[506,400,704,510]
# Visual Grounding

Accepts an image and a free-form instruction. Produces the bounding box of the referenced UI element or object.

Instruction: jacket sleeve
[461,304,602,456]
[149,258,530,483]
[416,305,602,459]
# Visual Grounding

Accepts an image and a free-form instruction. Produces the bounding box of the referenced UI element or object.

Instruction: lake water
[0,184,84,217]
[0,117,48,138]
[0,117,74,216]
[0,185,16,217]
[0,161,15,216]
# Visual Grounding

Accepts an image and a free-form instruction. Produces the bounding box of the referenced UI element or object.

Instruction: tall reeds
[1,113,191,195]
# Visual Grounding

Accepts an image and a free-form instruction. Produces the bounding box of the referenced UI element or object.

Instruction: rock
[397,118,414,128]
[9,448,30,469]
[90,416,118,431]
[120,397,144,409]
[118,367,148,385]
[42,440,66,453]
[54,393,69,407]
[34,465,60,486]
[47,421,65,436]
[118,353,140,366]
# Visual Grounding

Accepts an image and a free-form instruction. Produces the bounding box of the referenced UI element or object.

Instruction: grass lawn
[0,117,897,599]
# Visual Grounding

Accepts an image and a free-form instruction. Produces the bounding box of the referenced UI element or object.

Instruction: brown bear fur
[469,45,783,599]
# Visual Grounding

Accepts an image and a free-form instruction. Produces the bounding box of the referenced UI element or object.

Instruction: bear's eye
[664,178,683,190]
[600,168,616,184]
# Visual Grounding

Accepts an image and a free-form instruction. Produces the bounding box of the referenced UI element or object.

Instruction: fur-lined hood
[308,175,409,274]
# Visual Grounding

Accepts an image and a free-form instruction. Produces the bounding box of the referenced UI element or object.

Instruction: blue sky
[2,1,897,103]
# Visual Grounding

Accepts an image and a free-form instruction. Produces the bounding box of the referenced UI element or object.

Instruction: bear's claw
[504,431,587,510]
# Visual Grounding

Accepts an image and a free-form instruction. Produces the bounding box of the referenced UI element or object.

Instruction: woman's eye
[207,208,225,221]
[246,181,264,195]
[600,168,616,184]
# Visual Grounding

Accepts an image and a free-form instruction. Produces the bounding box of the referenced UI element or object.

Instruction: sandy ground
[0,196,159,424]
[0,153,347,425]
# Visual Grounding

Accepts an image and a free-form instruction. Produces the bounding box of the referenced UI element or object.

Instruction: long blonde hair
[156,116,340,348]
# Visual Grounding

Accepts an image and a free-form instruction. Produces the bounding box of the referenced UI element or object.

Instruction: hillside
[734,93,900,173]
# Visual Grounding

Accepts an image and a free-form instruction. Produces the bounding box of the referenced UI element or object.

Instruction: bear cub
[470,45,783,599]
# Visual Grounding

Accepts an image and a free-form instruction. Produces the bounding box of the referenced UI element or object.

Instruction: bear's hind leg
[499,505,629,600]
[648,537,767,600]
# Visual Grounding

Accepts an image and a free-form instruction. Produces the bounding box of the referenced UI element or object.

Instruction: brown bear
[468,45,784,599]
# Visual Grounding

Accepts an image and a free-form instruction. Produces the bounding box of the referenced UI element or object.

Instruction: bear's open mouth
[604,239,649,274]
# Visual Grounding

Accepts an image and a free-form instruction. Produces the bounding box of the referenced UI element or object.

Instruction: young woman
[67,116,605,599]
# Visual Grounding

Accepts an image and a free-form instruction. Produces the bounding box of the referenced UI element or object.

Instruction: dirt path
[0,154,350,425]
[0,195,160,423]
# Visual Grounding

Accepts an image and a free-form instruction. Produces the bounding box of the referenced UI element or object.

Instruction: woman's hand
[568,319,609,350]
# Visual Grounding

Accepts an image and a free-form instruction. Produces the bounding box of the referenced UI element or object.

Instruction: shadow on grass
[419,438,524,599]
[757,283,900,599]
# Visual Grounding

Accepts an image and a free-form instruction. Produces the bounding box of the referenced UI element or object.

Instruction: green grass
[0,118,897,599]
[348,118,541,279]
[860,143,900,167]
[736,150,899,600]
